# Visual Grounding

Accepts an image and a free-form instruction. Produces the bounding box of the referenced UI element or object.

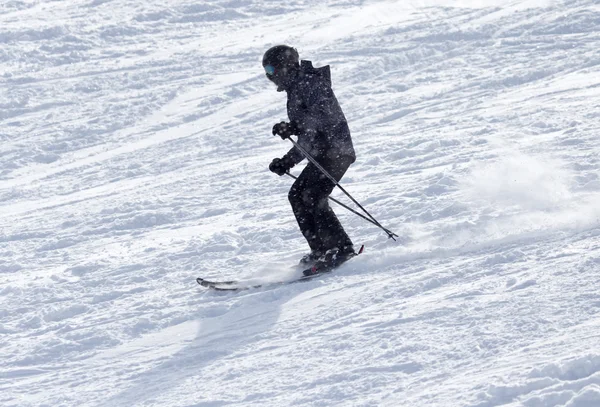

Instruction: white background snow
[2,0,600,406]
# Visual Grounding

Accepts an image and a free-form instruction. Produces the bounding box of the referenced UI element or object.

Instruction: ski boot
[303,246,357,276]
[299,250,323,266]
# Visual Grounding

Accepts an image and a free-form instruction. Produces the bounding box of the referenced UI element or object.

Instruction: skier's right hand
[269,157,293,176]
[272,121,298,140]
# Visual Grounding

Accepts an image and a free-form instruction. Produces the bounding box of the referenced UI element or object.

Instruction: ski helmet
[262,45,299,80]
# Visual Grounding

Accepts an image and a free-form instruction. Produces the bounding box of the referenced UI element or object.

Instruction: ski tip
[358,245,365,255]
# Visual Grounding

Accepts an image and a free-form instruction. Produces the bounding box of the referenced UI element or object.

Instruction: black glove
[272,121,298,140]
[269,156,294,176]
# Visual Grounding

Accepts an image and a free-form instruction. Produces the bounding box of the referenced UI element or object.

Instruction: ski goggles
[264,64,276,80]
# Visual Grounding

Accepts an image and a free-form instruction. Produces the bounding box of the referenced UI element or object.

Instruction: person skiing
[262,45,357,267]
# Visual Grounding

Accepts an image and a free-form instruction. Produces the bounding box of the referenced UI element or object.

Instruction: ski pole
[285,172,398,238]
[286,137,398,241]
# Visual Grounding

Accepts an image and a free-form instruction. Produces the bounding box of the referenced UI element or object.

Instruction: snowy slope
[2,0,600,406]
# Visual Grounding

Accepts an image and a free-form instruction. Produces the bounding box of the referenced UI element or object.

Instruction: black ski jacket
[283,60,356,165]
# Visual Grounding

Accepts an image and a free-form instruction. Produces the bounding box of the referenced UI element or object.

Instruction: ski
[196,245,364,292]
[196,273,311,290]
[197,271,329,292]
[196,278,237,287]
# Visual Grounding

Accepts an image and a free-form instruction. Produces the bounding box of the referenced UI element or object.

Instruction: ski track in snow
[1,0,600,406]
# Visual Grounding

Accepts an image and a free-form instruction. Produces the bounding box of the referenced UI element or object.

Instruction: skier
[262,45,357,267]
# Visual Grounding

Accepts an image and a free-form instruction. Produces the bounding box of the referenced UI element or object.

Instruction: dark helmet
[262,45,299,72]
[262,45,300,91]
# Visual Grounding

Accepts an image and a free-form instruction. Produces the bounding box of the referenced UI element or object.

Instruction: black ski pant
[288,155,354,254]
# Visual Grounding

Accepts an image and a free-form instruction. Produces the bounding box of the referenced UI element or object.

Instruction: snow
[1,0,600,406]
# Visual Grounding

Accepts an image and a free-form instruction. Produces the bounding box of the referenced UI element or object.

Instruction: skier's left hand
[269,157,293,176]
[272,121,298,140]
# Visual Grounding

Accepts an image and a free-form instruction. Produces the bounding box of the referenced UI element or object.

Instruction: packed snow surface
[2,0,600,406]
